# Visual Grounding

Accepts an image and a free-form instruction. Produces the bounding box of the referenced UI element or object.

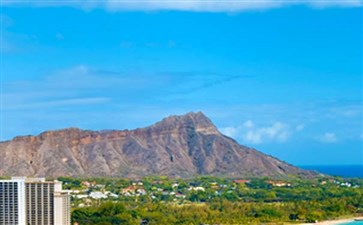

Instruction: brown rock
[0,112,316,178]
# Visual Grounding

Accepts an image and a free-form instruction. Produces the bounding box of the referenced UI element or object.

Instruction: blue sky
[1,0,362,165]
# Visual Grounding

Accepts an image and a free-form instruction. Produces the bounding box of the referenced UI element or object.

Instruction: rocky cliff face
[0,112,314,178]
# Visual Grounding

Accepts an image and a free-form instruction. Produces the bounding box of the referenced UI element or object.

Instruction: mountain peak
[151,111,219,135]
[185,111,207,118]
[0,112,315,178]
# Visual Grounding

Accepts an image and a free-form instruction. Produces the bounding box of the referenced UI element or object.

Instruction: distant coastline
[297,217,363,225]
[300,165,363,178]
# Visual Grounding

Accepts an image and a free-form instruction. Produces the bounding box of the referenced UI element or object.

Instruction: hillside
[0,112,315,178]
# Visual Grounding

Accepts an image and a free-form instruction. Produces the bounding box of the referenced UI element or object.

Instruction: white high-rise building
[25,178,55,225]
[0,178,26,225]
[54,182,71,225]
[0,177,70,225]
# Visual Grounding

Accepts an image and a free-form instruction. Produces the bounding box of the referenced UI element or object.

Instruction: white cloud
[254,122,291,143]
[328,104,363,119]
[295,124,305,131]
[2,65,164,111]
[4,97,111,110]
[243,120,254,128]
[220,127,238,138]
[263,122,284,138]
[319,132,338,143]
[0,14,39,54]
[244,130,263,144]
[221,120,291,144]
[342,109,361,117]
[2,0,361,12]
[42,65,158,89]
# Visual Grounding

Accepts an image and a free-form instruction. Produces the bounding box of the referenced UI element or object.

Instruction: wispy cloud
[3,65,159,110]
[295,124,305,131]
[327,103,363,119]
[215,100,362,145]
[3,65,243,111]
[4,97,111,110]
[2,0,361,12]
[220,120,292,144]
[0,14,38,54]
[319,132,338,143]
[160,72,248,99]
[243,120,254,129]
[220,127,239,138]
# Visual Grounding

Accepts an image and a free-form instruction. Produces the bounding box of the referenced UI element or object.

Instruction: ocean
[299,165,363,178]
[339,222,363,225]
[297,165,363,225]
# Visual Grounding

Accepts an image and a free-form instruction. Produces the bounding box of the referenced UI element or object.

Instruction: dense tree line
[70,176,363,225]
[72,196,363,225]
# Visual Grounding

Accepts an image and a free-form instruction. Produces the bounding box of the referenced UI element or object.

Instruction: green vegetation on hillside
[62,176,363,225]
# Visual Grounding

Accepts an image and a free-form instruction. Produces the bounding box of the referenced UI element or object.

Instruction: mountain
[0,112,315,178]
